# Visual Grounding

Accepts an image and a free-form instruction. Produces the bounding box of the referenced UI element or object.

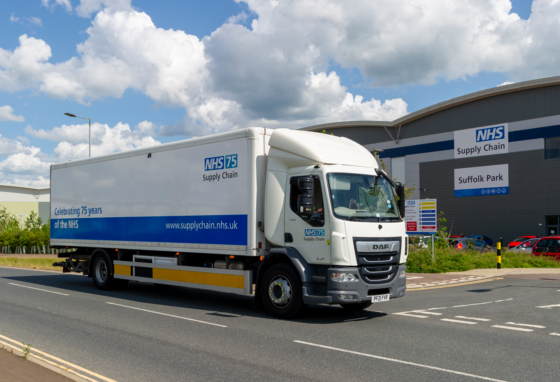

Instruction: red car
[532,236,560,259]
[509,235,539,249]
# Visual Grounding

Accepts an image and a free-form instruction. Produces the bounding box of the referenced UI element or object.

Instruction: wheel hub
[95,260,107,283]
[268,277,292,307]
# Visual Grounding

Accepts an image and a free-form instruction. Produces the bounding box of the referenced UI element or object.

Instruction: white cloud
[76,0,132,18]
[16,136,30,144]
[26,17,43,27]
[0,105,25,122]
[498,81,516,87]
[41,0,72,12]
[227,11,249,24]
[10,13,19,22]
[0,134,34,156]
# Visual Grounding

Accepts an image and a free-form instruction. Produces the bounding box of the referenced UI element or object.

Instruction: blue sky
[0,0,555,186]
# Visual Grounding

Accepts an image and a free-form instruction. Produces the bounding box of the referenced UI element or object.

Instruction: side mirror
[298,177,314,193]
[396,183,405,218]
[297,194,314,217]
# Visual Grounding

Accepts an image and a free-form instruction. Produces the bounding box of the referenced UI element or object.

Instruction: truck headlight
[399,270,406,278]
[331,273,359,282]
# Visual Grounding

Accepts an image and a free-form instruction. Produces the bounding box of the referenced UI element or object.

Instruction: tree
[0,207,19,232]
[24,211,43,230]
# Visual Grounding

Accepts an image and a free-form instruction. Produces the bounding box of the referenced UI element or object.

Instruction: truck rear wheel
[92,253,128,290]
[341,301,372,311]
[261,263,306,319]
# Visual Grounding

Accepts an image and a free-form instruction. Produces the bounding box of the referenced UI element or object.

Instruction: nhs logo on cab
[476,126,505,142]
[305,229,325,237]
[204,154,238,171]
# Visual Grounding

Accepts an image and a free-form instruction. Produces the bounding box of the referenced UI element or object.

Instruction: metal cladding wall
[321,84,560,145]
[420,149,560,244]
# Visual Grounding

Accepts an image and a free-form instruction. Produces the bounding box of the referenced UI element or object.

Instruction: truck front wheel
[92,253,128,290]
[261,263,306,319]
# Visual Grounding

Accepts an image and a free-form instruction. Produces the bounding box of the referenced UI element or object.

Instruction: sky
[0,0,555,187]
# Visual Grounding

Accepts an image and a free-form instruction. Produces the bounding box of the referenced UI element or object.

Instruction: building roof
[300,75,560,132]
[0,183,49,192]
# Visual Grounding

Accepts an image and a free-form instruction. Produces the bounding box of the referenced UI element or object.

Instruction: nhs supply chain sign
[454,164,509,197]
[454,124,508,158]
[404,199,437,235]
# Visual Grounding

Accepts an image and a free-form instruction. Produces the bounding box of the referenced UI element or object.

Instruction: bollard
[497,242,502,269]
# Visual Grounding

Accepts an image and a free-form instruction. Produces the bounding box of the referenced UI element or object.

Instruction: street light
[64,113,91,158]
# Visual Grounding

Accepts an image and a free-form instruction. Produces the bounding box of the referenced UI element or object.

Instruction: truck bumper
[303,264,407,305]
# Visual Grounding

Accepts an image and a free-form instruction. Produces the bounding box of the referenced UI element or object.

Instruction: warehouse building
[0,184,50,226]
[301,76,560,244]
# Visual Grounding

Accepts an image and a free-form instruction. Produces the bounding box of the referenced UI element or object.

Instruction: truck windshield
[327,173,400,221]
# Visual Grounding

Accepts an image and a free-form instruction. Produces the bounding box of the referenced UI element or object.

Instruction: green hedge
[0,208,50,250]
[407,247,560,273]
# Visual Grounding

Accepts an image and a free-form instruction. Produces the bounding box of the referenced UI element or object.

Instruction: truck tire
[341,301,372,311]
[261,263,306,319]
[92,253,128,290]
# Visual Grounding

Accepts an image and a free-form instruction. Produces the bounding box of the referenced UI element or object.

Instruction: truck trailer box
[50,128,271,257]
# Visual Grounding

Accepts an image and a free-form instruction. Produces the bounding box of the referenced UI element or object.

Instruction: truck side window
[289,176,324,227]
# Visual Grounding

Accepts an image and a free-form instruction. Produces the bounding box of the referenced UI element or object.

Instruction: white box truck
[52,128,408,318]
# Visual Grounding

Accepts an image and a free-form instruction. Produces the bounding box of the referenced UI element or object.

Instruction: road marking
[393,312,429,318]
[494,298,513,302]
[414,310,442,315]
[550,333,560,336]
[536,304,560,309]
[441,318,477,325]
[407,276,423,280]
[505,322,545,329]
[106,302,227,327]
[428,307,447,310]
[294,340,508,382]
[492,325,533,332]
[455,316,491,321]
[453,301,493,308]
[0,334,115,382]
[8,283,69,296]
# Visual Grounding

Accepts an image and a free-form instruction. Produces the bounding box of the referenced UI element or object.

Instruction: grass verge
[0,258,59,270]
[407,247,560,273]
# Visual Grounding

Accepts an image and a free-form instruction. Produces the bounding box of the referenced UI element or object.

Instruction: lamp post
[64,113,91,157]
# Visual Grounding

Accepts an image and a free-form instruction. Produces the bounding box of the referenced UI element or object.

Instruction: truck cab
[259,129,407,317]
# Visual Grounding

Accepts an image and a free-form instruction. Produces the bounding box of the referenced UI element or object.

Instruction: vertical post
[431,234,435,263]
[88,118,91,158]
[497,241,502,269]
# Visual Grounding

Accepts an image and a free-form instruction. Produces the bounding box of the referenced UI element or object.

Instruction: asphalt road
[1,266,559,382]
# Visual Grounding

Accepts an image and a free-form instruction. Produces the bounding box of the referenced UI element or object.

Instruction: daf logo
[371,244,389,250]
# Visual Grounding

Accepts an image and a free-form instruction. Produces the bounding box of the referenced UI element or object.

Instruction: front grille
[353,237,401,284]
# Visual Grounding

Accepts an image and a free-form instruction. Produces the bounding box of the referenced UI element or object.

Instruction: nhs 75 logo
[476,126,505,142]
[305,229,325,237]
[204,154,237,171]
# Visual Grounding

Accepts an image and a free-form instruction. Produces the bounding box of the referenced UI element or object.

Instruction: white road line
[550,333,560,336]
[505,322,546,329]
[441,318,477,325]
[536,304,560,309]
[428,307,447,310]
[414,310,442,315]
[407,276,423,280]
[8,283,69,296]
[455,316,491,322]
[494,298,513,302]
[393,313,429,318]
[105,302,227,327]
[492,325,533,332]
[453,301,493,308]
[294,340,508,382]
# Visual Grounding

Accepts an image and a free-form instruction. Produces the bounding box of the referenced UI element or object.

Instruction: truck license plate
[371,294,390,303]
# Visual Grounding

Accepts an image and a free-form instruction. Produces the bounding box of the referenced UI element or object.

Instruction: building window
[545,137,560,159]
[391,157,406,184]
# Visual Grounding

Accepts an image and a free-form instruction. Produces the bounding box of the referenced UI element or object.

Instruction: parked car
[509,235,539,249]
[532,237,560,259]
[449,235,465,238]
[467,235,493,246]
[508,238,539,253]
[452,237,489,250]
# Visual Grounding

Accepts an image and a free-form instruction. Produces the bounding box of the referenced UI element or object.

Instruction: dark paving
[1,266,560,382]
[0,349,71,382]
